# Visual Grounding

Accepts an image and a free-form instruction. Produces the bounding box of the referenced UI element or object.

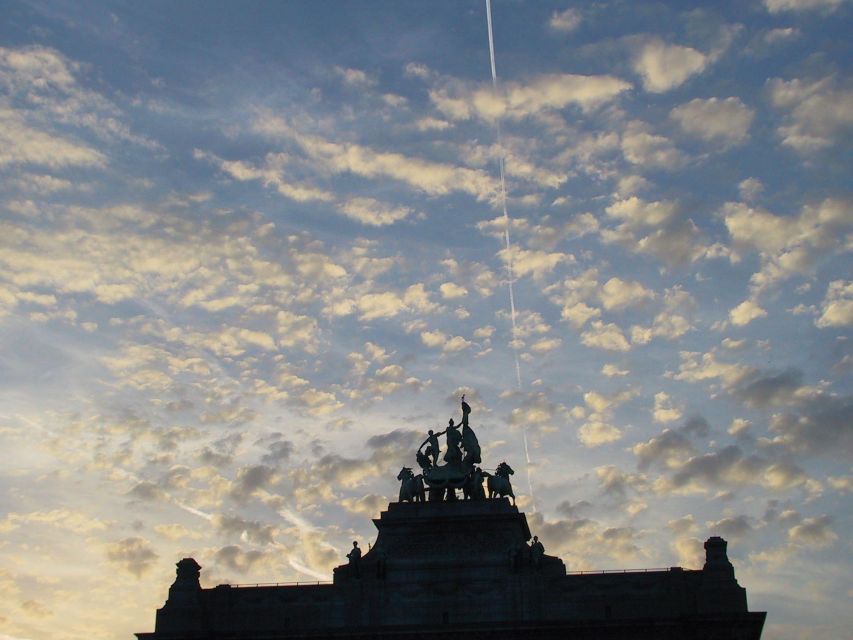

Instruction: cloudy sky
[0,1,851,638]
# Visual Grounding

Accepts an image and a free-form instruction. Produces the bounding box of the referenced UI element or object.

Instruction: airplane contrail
[485,0,536,511]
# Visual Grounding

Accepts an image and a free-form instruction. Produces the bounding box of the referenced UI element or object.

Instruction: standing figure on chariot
[443,419,463,464]
[459,395,481,466]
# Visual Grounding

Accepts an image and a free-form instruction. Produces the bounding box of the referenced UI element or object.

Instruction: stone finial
[167,558,202,605]
[176,558,201,582]
[703,537,735,580]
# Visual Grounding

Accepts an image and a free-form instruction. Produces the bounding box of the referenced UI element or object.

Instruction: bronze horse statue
[487,461,515,505]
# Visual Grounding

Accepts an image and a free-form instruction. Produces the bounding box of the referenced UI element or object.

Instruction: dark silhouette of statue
[426,429,440,466]
[530,535,544,569]
[444,419,462,464]
[487,461,515,505]
[458,394,481,465]
[461,424,481,465]
[347,541,361,578]
[416,449,432,472]
[463,466,487,500]
[407,395,512,503]
[397,467,425,502]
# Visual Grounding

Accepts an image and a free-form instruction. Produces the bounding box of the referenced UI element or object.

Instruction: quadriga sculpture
[397,395,517,504]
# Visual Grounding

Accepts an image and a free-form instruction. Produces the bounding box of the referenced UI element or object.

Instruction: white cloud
[723,198,852,291]
[549,8,582,32]
[195,150,334,202]
[473,325,495,339]
[414,116,451,131]
[334,66,375,87]
[562,301,601,329]
[105,537,159,577]
[638,221,718,266]
[653,392,683,423]
[670,350,753,390]
[430,73,630,122]
[788,515,838,547]
[0,45,159,157]
[631,286,695,344]
[603,198,714,267]
[337,198,412,226]
[760,27,801,46]
[672,536,705,567]
[0,109,105,168]
[0,509,111,535]
[581,321,631,352]
[276,310,319,351]
[0,45,78,88]
[357,292,408,320]
[764,0,845,12]
[606,197,678,229]
[729,299,768,326]
[499,246,570,280]
[443,335,473,352]
[420,329,472,353]
[441,258,498,297]
[403,283,440,314]
[728,418,752,436]
[253,113,498,201]
[598,277,655,311]
[420,329,447,348]
[404,62,431,79]
[439,282,468,300]
[297,388,343,416]
[631,38,708,93]
[768,76,853,153]
[476,215,529,240]
[578,421,623,447]
[621,121,687,169]
[602,364,630,377]
[614,174,651,197]
[738,178,764,202]
[530,337,562,353]
[816,280,853,328]
[670,97,754,146]
[575,388,637,447]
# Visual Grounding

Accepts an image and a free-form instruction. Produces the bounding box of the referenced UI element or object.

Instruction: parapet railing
[224,580,333,588]
[566,567,682,575]
[226,568,684,586]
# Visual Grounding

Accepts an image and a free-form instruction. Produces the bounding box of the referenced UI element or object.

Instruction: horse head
[497,461,515,477]
[397,467,412,481]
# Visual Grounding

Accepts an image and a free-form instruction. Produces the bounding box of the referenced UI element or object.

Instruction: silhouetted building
[136,499,765,639]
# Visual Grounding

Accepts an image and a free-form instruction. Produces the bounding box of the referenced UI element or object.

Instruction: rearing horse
[487,461,515,505]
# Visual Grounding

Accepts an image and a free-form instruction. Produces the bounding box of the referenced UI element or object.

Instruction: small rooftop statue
[399,395,513,503]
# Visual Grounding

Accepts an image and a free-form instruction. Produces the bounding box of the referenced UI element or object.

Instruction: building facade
[136,499,766,639]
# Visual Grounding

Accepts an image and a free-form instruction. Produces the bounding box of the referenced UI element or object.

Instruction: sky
[0,0,851,638]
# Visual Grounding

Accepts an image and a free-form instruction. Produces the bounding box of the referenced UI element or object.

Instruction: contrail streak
[485,0,536,511]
